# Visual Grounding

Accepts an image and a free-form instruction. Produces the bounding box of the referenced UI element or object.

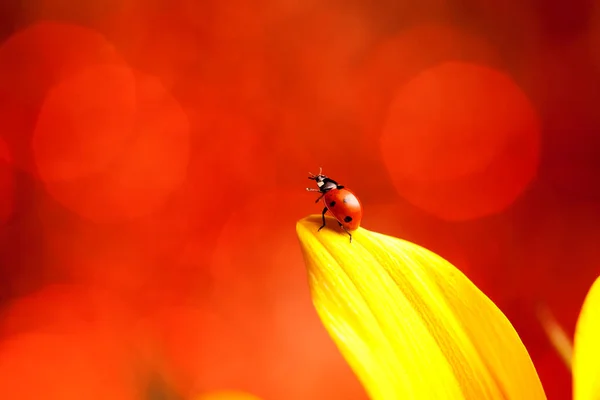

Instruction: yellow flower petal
[195,390,262,400]
[573,275,600,400]
[296,215,546,400]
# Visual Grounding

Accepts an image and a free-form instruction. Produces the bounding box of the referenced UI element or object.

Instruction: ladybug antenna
[308,167,323,180]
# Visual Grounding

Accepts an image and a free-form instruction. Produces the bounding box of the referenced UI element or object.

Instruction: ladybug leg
[338,222,353,243]
[318,207,328,231]
[306,188,325,202]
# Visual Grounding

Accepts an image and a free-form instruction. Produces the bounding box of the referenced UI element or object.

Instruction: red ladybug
[307,168,362,242]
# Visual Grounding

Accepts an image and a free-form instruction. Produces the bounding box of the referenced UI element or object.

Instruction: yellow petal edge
[573,275,600,400]
[296,215,546,400]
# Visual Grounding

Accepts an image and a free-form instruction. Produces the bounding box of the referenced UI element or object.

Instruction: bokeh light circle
[32,64,137,181]
[357,24,501,137]
[34,67,191,223]
[0,22,126,173]
[0,332,139,400]
[381,61,540,221]
[0,22,124,106]
[0,285,139,400]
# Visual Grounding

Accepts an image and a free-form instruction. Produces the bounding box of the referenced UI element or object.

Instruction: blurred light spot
[0,285,140,400]
[0,21,123,105]
[0,138,14,222]
[33,64,137,181]
[357,24,500,138]
[350,24,502,194]
[36,69,190,223]
[381,61,540,221]
[0,332,140,400]
[0,22,125,172]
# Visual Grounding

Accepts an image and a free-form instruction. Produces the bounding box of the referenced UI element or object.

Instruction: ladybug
[307,168,362,242]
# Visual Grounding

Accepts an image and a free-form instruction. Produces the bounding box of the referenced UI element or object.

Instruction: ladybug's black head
[308,168,341,193]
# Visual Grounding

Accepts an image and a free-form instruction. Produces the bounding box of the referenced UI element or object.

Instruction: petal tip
[296,214,325,228]
[296,215,317,240]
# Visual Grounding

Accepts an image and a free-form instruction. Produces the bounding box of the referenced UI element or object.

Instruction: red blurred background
[0,0,598,399]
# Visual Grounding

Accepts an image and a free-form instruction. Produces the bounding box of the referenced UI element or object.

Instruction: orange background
[0,1,598,399]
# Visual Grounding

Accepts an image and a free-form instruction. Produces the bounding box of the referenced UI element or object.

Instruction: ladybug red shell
[307,168,363,242]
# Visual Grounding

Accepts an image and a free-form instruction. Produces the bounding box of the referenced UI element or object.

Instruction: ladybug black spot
[344,216,353,223]
[329,201,336,207]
